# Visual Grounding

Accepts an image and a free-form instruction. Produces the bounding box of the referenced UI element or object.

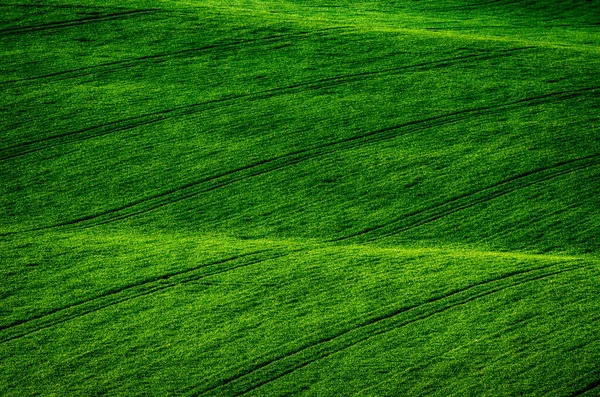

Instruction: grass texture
[1,0,599,395]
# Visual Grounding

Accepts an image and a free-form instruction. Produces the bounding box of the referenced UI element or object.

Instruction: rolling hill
[1,0,599,395]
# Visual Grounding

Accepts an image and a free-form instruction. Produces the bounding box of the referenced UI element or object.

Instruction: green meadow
[1,0,599,395]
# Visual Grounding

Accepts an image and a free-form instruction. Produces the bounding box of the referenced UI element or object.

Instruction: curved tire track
[0,9,161,36]
[0,28,347,86]
[0,249,296,344]
[335,151,600,242]
[0,47,530,160]
[2,85,597,237]
[186,261,586,396]
[569,378,600,397]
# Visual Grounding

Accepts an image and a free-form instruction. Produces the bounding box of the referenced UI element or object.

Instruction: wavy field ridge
[1,0,599,396]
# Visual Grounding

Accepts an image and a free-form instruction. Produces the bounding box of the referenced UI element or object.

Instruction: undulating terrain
[1,0,599,395]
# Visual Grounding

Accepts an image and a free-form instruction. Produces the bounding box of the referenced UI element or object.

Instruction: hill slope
[1,0,599,396]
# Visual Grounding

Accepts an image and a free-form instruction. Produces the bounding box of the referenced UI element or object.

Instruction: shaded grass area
[1,0,599,395]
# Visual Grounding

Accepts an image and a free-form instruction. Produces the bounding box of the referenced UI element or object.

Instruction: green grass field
[1,0,599,395]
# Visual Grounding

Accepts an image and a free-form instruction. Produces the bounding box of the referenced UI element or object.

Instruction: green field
[1,0,599,395]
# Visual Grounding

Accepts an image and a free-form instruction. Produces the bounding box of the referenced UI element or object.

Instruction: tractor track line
[237,267,579,397]
[22,115,475,231]
[568,378,600,397]
[0,28,347,86]
[75,115,475,229]
[332,153,600,242]
[191,262,584,396]
[0,4,134,10]
[0,9,161,35]
[447,0,526,10]
[374,157,600,240]
[2,68,588,164]
[354,304,597,397]
[0,48,551,161]
[0,47,529,159]
[0,48,509,156]
[3,86,597,237]
[0,251,264,332]
[0,250,296,344]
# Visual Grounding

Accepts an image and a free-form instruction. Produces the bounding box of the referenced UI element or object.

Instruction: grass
[1,0,599,395]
